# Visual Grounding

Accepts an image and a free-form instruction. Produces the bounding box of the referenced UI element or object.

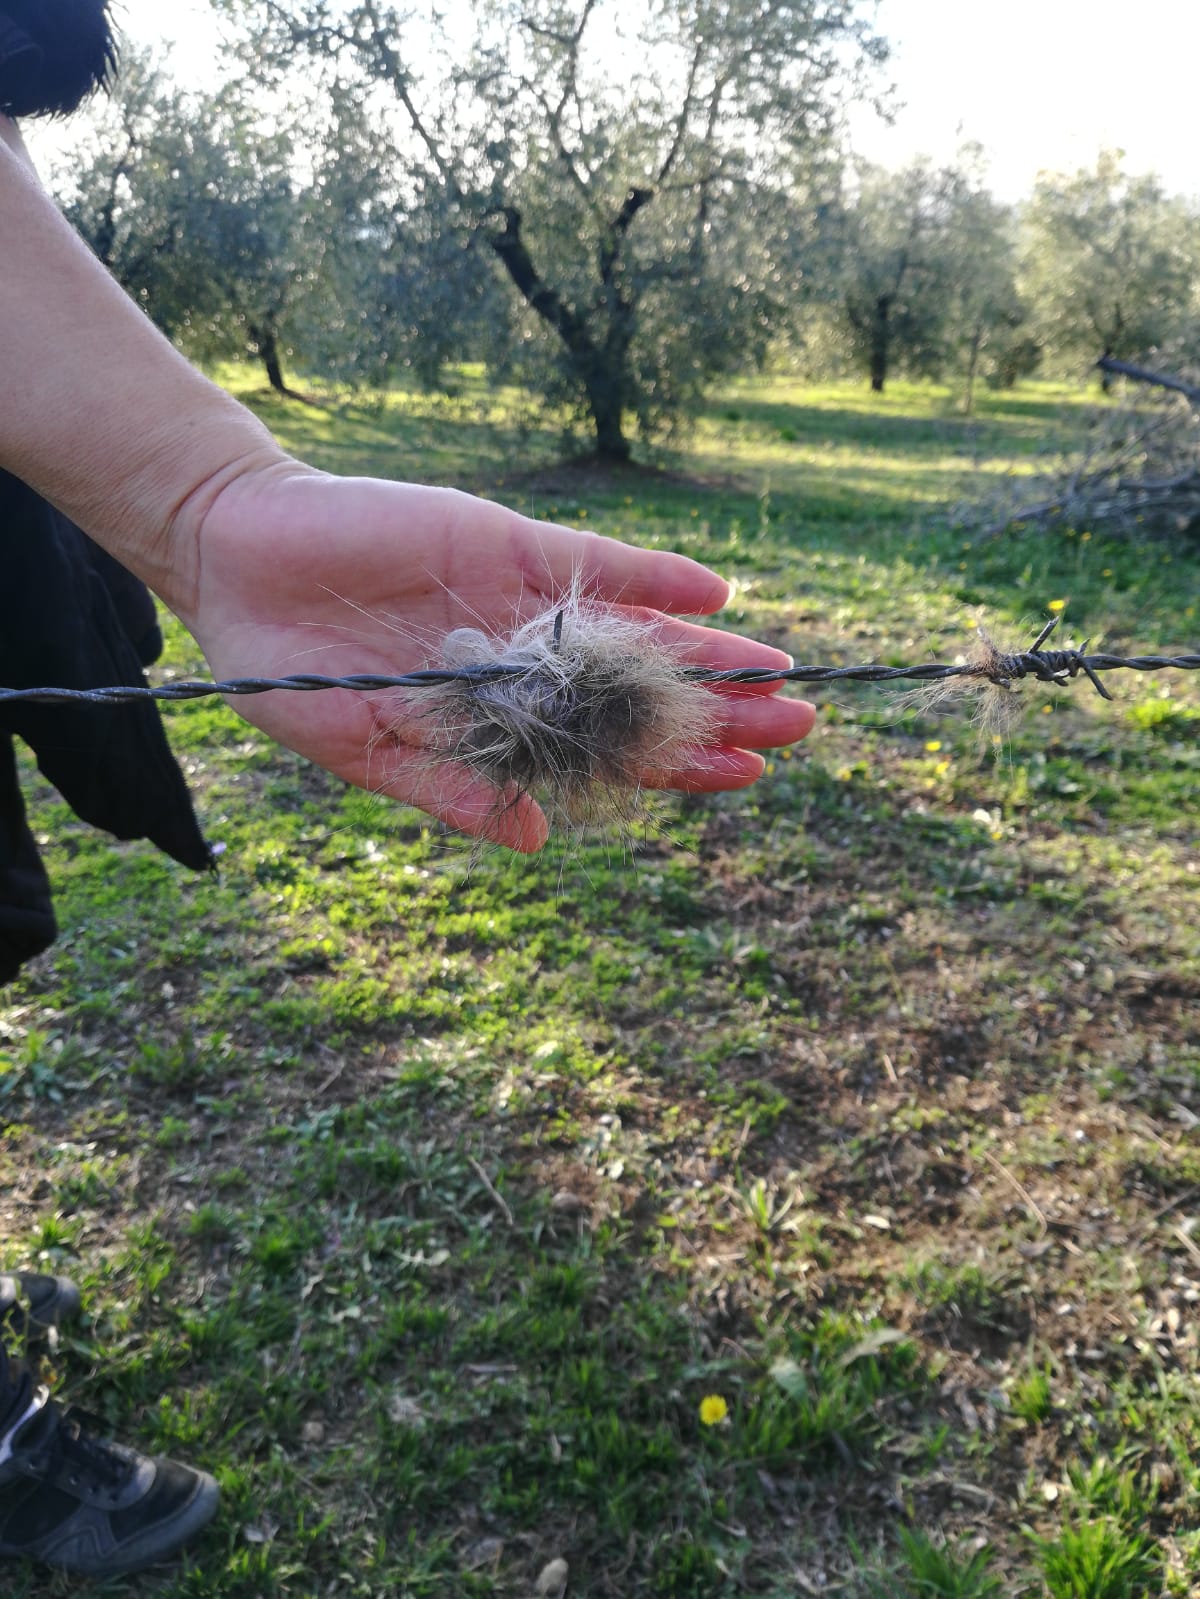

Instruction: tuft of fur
[386,593,720,833]
[894,621,1035,738]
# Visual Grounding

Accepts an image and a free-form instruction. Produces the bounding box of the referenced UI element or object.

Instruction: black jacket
[1,1,210,983]
[0,475,212,982]
[0,0,116,119]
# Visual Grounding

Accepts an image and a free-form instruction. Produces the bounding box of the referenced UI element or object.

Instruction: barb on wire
[0,618,1195,709]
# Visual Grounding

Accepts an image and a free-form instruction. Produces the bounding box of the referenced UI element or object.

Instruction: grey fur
[388,595,720,831]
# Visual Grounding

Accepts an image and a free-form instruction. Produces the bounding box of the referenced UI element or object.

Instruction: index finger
[500,512,732,617]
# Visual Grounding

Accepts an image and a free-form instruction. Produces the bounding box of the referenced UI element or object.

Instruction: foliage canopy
[217,0,887,455]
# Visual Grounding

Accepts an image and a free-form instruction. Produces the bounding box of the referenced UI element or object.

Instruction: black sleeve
[0,0,117,120]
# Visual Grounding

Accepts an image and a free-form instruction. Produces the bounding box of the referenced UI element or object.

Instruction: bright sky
[23,0,1200,203]
[851,0,1200,200]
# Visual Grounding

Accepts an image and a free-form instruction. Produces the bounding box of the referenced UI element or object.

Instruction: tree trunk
[487,207,633,461]
[587,371,631,462]
[870,295,891,393]
[248,322,288,395]
[964,326,983,415]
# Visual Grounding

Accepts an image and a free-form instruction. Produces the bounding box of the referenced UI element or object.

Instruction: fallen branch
[971,373,1200,542]
[1096,355,1200,404]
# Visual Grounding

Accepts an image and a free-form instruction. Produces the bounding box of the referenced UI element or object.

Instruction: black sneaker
[0,1273,82,1340]
[0,1344,219,1576]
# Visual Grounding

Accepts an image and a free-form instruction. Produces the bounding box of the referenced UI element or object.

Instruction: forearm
[0,119,289,615]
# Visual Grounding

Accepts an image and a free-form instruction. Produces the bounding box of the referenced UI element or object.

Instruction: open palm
[180,465,815,850]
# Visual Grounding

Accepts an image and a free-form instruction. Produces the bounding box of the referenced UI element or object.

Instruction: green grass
[2,370,1198,1595]
[858,1527,1005,1597]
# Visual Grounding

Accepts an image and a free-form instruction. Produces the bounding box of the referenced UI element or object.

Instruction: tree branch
[486,206,594,360]
[513,3,604,217]
[656,37,704,186]
[358,0,461,196]
[1097,355,1200,404]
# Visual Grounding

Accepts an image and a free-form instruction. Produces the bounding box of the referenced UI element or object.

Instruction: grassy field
[2,374,1198,1597]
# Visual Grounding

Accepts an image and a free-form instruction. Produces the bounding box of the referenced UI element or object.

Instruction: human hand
[178,461,816,851]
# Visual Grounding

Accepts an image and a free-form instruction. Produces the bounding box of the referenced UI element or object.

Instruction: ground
[2,376,1197,1597]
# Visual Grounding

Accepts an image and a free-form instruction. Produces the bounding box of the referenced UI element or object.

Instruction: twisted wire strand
[2,651,1197,708]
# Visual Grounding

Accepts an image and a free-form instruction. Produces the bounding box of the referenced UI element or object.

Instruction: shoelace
[0,1336,135,1496]
[40,1405,137,1495]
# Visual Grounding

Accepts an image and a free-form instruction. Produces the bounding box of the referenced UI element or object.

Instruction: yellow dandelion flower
[935,760,950,776]
[924,740,942,752]
[1048,599,1067,613]
[699,1395,728,1426]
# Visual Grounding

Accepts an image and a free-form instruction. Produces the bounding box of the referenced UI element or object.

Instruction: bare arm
[0,117,283,611]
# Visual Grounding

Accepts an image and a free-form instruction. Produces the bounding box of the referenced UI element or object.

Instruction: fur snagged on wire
[384,593,720,832]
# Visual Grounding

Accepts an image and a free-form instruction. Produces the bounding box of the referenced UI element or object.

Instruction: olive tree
[60,51,465,395]
[1021,151,1200,386]
[60,52,321,392]
[829,153,1025,401]
[216,0,887,459]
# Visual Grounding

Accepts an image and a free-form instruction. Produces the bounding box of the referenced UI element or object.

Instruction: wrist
[113,408,293,622]
[167,448,322,637]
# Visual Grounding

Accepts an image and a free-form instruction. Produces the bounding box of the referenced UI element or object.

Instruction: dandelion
[699,1395,728,1426]
[924,740,942,752]
[1048,599,1067,613]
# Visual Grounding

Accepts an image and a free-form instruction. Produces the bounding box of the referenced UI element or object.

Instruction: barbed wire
[1,620,1197,709]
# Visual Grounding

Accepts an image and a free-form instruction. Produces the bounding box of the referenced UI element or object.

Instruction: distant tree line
[52,1,1200,452]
